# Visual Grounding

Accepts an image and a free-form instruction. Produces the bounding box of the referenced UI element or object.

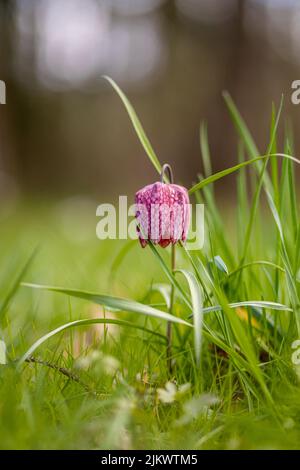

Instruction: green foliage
[1,81,300,449]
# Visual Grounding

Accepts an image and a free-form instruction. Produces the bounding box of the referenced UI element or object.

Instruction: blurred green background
[0,0,299,209]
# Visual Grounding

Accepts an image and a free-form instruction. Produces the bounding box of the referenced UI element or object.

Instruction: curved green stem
[167,244,176,375]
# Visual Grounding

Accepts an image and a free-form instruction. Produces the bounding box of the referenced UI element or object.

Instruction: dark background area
[0,0,299,205]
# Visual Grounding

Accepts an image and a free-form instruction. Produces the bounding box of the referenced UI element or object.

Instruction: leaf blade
[18,318,167,365]
[176,269,203,366]
[22,283,192,327]
[189,153,300,194]
[103,76,162,176]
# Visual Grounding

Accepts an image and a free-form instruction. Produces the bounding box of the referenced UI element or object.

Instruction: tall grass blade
[18,318,167,365]
[200,300,292,315]
[22,283,192,327]
[188,153,299,194]
[0,248,37,323]
[103,76,162,176]
[175,269,203,366]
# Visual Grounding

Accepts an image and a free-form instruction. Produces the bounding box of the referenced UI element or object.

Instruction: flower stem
[160,163,175,374]
[161,163,174,184]
[167,243,176,375]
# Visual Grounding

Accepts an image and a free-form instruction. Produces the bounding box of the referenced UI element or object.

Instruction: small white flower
[101,354,120,375]
[157,381,191,404]
[75,350,119,375]
[176,393,220,425]
[284,417,295,430]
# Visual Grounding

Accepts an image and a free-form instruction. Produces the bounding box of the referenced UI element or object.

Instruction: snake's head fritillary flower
[135,180,190,248]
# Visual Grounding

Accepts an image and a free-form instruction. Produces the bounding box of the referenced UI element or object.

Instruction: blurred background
[0,0,299,214]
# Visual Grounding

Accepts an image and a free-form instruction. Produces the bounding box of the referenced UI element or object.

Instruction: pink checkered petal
[135,181,190,248]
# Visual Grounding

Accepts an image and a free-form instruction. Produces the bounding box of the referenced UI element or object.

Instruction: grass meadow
[1,80,300,450]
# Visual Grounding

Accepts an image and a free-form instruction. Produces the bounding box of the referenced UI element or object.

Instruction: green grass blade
[178,243,212,303]
[200,181,236,267]
[147,243,192,309]
[239,98,284,267]
[223,91,272,193]
[188,153,299,194]
[151,283,171,309]
[279,140,290,218]
[237,142,249,256]
[103,76,162,176]
[216,291,273,404]
[22,283,192,327]
[0,248,37,323]
[175,269,203,365]
[193,256,274,404]
[225,261,285,285]
[200,300,292,315]
[270,104,279,207]
[294,225,300,276]
[266,193,300,335]
[223,91,259,158]
[200,121,212,178]
[287,144,298,240]
[18,318,167,365]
